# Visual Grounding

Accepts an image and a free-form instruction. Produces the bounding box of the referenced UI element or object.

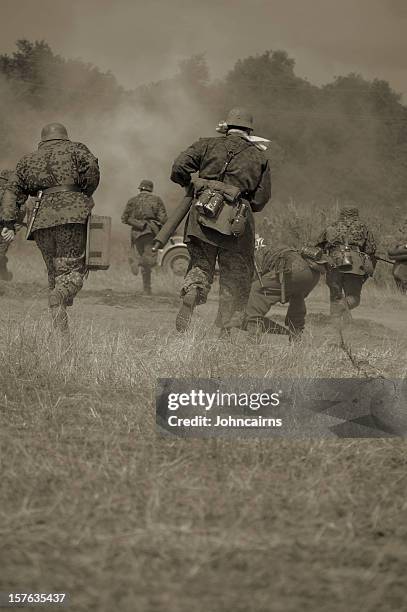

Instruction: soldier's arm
[251,161,271,212]
[170,140,205,187]
[75,143,100,197]
[122,199,146,230]
[315,230,328,250]
[363,228,377,257]
[154,197,168,225]
[0,168,29,230]
[121,200,133,225]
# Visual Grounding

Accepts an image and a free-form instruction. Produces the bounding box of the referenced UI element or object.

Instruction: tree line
[1,39,407,217]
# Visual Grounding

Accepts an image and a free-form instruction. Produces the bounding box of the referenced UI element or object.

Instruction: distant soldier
[316,206,376,319]
[0,169,27,280]
[389,218,407,293]
[170,107,271,335]
[244,239,329,341]
[0,123,100,335]
[121,180,167,295]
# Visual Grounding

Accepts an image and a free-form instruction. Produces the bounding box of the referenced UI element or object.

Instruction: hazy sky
[1,0,407,93]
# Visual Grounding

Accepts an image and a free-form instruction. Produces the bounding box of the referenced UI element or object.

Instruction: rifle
[152,184,194,252]
[263,317,290,336]
[376,255,395,265]
[253,258,264,289]
[25,191,42,240]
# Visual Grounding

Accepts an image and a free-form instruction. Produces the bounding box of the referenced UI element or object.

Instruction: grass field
[0,235,406,611]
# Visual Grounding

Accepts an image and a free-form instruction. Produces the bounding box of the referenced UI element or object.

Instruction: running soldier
[244,238,329,342]
[390,218,407,293]
[0,123,100,335]
[316,206,376,319]
[121,180,167,295]
[0,169,27,280]
[170,107,271,335]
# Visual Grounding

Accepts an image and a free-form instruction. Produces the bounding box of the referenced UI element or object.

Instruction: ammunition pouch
[330,245,369,276]
[193,179,243,237]
[195,189,226,219]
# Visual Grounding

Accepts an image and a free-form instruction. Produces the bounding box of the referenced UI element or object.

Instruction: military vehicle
[157,235,190,276]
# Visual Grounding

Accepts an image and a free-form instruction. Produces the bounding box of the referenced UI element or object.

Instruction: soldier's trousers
[0,235,10,258]
[0,236,11,280]
[326,270,365,313]
[245,268,320,332]
[0,224,25,280]
[129,233,157,291]
[182,238,254,328]
[33,223,87,307]
[393,263,407,294]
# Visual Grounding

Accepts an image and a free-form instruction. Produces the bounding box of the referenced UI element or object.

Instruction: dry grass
[0,236,406,611]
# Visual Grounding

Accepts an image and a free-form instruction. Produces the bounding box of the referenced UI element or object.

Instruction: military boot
[0,256,13,281]
[288,328,303,343]
[176,288,198,332]
[49,293,70,337]
[218,327,232,341]
[141,268,152,295]
[330,299,352,328]
[246,320,263,344]
[50,304,69,333]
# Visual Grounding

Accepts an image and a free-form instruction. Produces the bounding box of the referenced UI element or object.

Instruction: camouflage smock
[170,133,271,251]
[316,208,376,256]
[0,170,27,224]
[394,218,407,246]
[255,243,310,276]
[121,191,167,239]
[1,139,100,231]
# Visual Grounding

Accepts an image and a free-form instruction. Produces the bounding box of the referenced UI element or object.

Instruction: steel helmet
[139,179,154,192]
[226,107,254,131]
[40,123,69,142]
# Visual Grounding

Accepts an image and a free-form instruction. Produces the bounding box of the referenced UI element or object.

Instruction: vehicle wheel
[161,247,190,276]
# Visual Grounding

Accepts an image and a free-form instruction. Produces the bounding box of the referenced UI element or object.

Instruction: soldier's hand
[1,227,15,243]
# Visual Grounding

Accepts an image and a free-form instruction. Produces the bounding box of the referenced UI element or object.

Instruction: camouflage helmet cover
[139,179,154,192]
[40,122,69,142]
[226,107,254,130]
[301,245,330,264]
[339,205,359,220]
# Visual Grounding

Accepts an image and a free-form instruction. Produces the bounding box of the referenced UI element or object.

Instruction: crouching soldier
[244,239,329,341]
[121,180,167,295]
[316,206,376,319]
[0,123,100,335]
[0,169,28,280]
[389,219,407,294]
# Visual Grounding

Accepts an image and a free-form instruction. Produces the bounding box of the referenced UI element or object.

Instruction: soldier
[0,169,27,280]
[170,107,271,335]
[121,179,167,295]
[391,219,407,293]
[316,206,376,319]
[0,122,100,335]
[244,239,329,341]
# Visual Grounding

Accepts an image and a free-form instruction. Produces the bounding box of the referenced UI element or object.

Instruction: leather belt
[41,184,81,195]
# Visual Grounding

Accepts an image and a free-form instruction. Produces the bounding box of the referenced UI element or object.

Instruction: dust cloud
[0,70,216,228]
